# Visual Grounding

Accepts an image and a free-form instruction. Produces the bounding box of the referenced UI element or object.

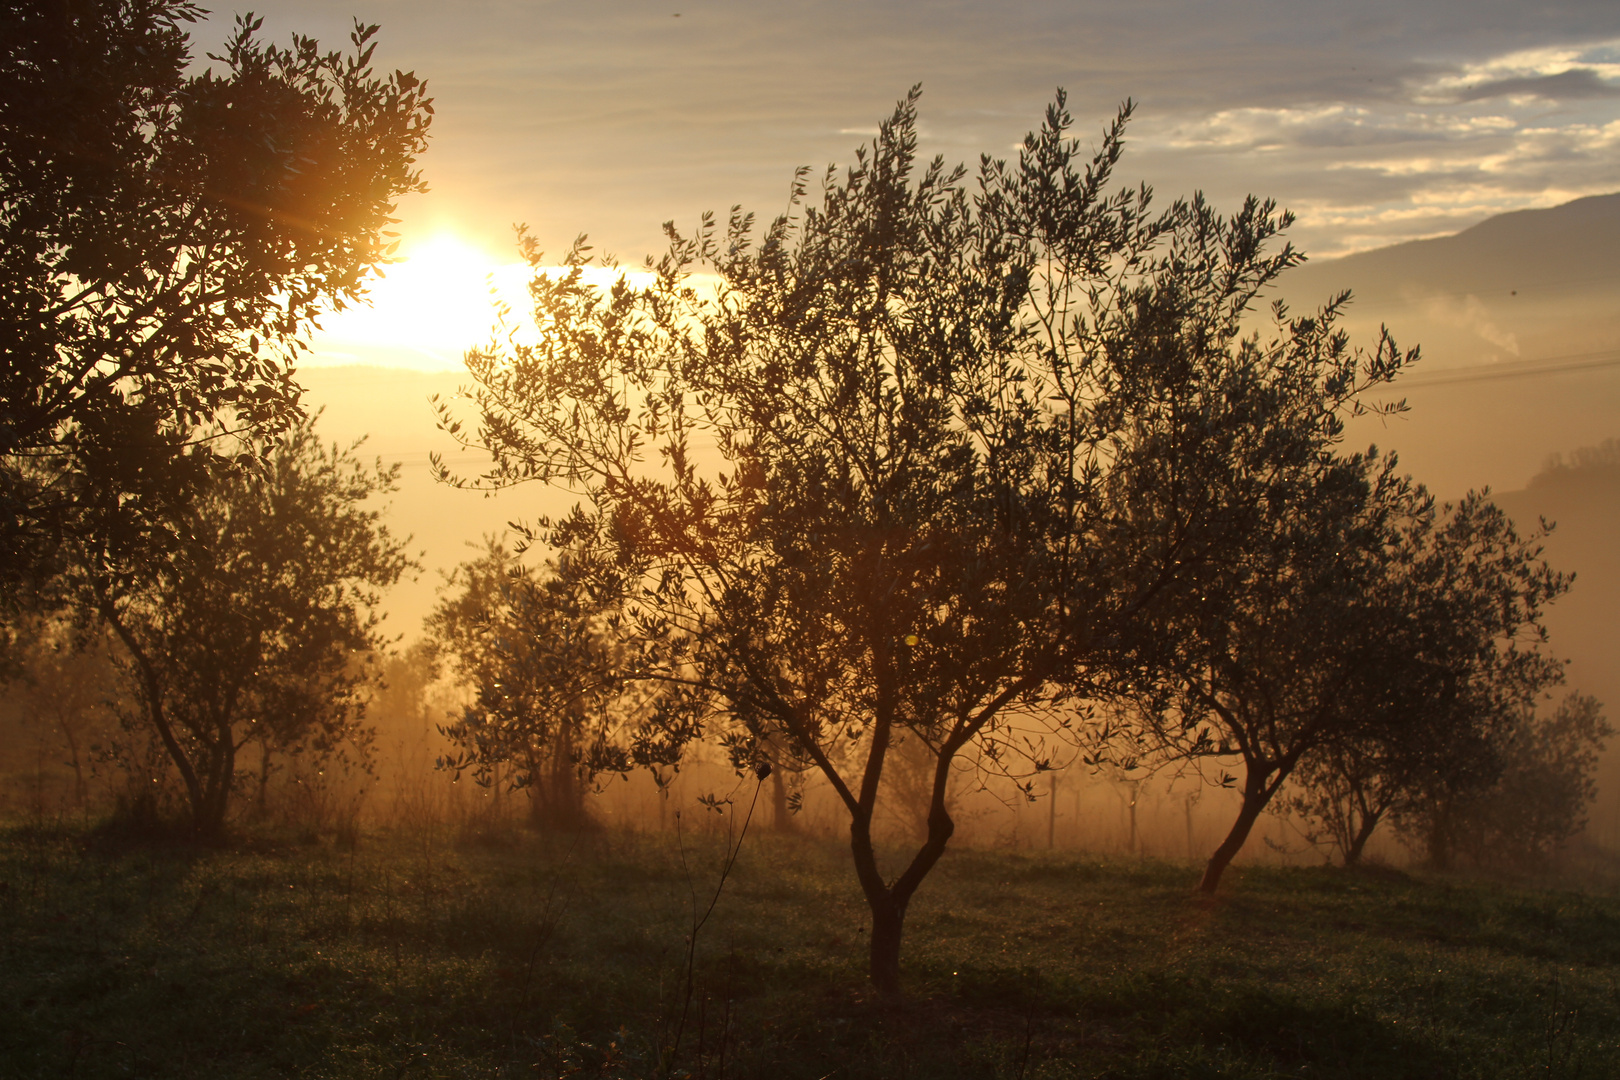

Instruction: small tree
[1146,481,1570,889]
[438,91,1405,992]
[1282,494,1571,868]
[1483,693,1612,865]
[1124,459,1418,891]
[427,539,690,830]
[1392,692,1610,870]
[1,2,432,618]
[75,415,413,838]
[1285,741,1409,867]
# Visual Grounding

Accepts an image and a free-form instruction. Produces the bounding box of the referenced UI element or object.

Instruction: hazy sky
[219,0,1620,264]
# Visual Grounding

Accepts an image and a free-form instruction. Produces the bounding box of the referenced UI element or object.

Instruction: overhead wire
[1370,346,1620,391]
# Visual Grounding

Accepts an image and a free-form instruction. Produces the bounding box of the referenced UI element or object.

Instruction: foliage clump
[436,88,1421,990]
[1,0,432,651]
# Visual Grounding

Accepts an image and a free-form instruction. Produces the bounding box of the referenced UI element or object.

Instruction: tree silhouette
[1138,478,1574,888]
[437,90,1407,992]
[0,2,432,632]
[1390,690,1609,870]
[74,415,412,838]
[1121,457,1405,889]
[428,539,692,830]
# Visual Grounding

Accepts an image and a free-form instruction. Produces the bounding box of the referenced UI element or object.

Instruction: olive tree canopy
[0,0,432,621]
[81,414,413,838]
[438,89,1409,993]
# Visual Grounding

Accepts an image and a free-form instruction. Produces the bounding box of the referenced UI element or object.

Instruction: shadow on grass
[3,825,1618,1079]
[1178,988,1447,1078]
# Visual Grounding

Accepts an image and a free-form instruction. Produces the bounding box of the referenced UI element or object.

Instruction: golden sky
[225,0,1620,263]
[187,0,1620,372]
[217,2,1620,730]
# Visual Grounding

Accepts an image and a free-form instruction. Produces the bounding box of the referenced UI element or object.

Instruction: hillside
[1278,194,1620,497]
[1286,192,1620,318]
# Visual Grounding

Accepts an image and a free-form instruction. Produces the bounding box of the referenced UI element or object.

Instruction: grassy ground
[2,817,1617,1079]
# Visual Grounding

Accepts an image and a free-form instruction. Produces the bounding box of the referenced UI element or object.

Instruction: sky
[201,0,1620,369]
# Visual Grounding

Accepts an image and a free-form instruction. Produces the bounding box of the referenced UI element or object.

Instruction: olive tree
[1388,689,1609,870]
[1118,457,1402,890]
[1468,693,1612,866]
[0,1,432,621]
[1281,494,1572,868]
[437,90,1406,992]
[1134,474,1572,890]
[427,539,693,830]
[76,415,413,838]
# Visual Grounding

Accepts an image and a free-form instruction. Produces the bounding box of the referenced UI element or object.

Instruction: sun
[305,233,530,371]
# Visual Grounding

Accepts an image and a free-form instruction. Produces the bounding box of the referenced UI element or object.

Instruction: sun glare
[305,234,531,371]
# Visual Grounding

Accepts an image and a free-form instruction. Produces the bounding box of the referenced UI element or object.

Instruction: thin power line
[1374,347,1620,391]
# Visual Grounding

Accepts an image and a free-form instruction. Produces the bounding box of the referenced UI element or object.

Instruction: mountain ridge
[1289,191,1620,303]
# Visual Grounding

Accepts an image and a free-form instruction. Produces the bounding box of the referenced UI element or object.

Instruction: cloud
[1156,105,1519,155]
[1415,39,1620,103]
[1452,68,1620,102]
[1117,33,1620,255]
[1416,293,1520,355]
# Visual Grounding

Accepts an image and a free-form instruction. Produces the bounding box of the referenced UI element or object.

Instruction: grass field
[2,818,1618,1079]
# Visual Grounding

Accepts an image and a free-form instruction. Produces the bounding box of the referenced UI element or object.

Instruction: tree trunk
[194,720,236,840]
[850,819,910,997]
[1197,779,1270,894]
[848,813,899,993]
[868,894,906,996]
[555,738,591,830]
[104,606,207,825]
[57,714,87,807]
[1183,793,1197,861]
[848,763,958,995]
[255,739,273,818]
[1128,781,1140,857]
[525,732,594,832]
[1047,772,1059,849]
[1343,808,1381,867]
